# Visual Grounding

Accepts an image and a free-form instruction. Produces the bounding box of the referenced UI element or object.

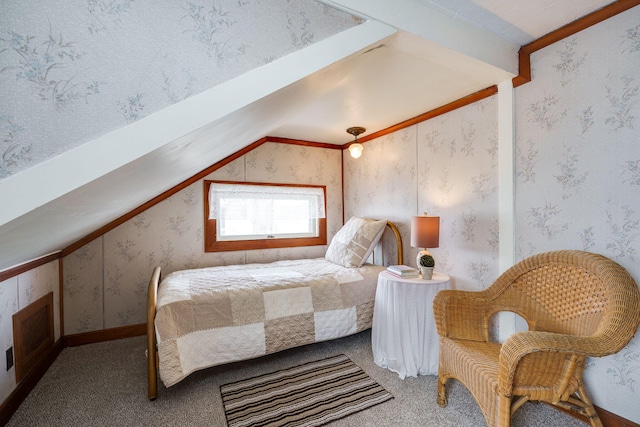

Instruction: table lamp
[411,214,440,268]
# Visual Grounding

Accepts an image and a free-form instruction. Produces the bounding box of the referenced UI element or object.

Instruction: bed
[146,218,403,399]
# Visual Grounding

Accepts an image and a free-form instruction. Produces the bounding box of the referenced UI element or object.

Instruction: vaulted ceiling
[0,0,617,271]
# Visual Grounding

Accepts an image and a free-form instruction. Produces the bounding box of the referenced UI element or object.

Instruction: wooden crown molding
[341,86,499,149]
[0,252,60,283]
[513,0,640,87]
[265,136,342,150]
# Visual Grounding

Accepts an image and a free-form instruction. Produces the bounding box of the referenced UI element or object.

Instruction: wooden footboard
[147,266,161,400]
[146,221,403,400]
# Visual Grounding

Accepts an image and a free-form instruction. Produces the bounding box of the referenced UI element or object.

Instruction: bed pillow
[325,217,387,268]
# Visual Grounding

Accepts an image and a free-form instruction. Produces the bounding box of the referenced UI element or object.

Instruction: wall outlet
[6,347,13,371]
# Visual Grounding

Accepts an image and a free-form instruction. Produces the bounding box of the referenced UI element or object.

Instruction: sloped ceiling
[0,0,616,271]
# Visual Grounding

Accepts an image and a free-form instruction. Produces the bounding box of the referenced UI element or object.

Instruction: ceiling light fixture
[347,127,366,159]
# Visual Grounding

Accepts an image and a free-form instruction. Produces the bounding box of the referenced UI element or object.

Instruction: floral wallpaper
[515,6,640,421]
[344,6,640,421]
[343,96,499,292]
[0,0,358,179]
[343,126,419,267]
[0,259,60,404]
[2,2,639,422]
[63,142,343,332]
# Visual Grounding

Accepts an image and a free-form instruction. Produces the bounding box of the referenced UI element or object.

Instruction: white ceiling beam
[317,0,519,75]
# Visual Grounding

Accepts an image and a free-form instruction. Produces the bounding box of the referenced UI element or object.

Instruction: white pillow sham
[325,217,387,268]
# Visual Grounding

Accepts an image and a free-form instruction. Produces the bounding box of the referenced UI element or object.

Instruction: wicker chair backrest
[486,250,640,353]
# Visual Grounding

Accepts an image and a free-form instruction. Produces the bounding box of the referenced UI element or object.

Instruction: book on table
[387,265,419,278]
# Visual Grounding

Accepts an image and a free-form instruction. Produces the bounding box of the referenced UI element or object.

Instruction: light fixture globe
[346,127,366,159]
[348,143,363,158]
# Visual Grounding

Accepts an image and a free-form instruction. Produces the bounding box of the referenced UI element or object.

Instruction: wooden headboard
[385,221,403,265]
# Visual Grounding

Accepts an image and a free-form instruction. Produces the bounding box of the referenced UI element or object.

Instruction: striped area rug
[220,354,393,427]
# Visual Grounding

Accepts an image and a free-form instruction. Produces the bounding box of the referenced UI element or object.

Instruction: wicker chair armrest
[433,289,492,341]
[498,331,602,395]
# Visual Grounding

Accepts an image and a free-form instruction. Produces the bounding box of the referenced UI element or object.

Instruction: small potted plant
[419,254,435,279]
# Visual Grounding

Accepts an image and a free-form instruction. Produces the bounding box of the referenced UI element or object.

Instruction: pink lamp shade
[411,215,440,249]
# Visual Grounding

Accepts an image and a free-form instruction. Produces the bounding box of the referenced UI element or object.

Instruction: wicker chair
[433,250,640,427]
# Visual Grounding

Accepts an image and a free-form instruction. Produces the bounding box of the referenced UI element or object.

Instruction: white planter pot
[420,266,434,280]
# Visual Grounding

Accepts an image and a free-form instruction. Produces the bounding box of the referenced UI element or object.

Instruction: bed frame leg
[147,348,157,400]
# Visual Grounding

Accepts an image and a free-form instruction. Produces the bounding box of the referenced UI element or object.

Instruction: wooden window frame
[204,180,327,252]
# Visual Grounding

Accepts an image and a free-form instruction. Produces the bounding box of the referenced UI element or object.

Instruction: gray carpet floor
[8,331,587,426]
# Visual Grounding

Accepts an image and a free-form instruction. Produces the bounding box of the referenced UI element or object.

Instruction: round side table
[372,270,451,379]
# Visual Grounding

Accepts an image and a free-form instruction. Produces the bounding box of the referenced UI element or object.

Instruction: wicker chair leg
[496,394,513,427]
[551,387,603,427]
[576,385,603,427]
[437,375,448,407]
[585,411,603,427]
[510,396,529,415]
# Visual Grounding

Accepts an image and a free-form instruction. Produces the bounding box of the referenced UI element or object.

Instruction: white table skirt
[372,271,450,379]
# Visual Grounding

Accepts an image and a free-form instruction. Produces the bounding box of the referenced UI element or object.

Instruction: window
[204,180,327,252]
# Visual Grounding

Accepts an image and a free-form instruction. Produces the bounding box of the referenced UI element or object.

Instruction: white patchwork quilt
[155,258,384,387]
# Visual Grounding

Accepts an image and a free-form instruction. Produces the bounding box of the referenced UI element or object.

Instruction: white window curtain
[209,183,326,239]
